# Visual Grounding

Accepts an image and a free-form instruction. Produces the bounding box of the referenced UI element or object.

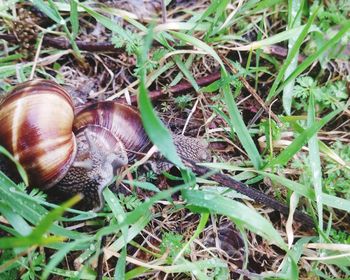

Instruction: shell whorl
[0,79,76,189]
[73,102,150,159]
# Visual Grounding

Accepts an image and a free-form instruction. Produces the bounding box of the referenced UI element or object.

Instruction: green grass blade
[282,0,303,115]
[307,93,323,232]
[170,31,225,69]
[0,196,80,249]
[201,163,350,212]
[267,6,319,102]
[42,238,91,280]
[275,20,350,97]
[70,0,79,38]
[265,108,341,168]
[122,180,160,192]
[222,76,263,169]
[114,247,127,280]
[0,146,28,186]
[183,189,287,250]
[173,55,199,91]
[137,28,185,169]
[0,201,32,236]
[32,0,61,22]
[109,212,152,252]
[259,172,350,212]
[78,3,135,45]
[173,213,209,262]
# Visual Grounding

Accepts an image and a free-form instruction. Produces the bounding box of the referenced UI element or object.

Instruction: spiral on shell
[74,101,150,159]
[0,79,77,188]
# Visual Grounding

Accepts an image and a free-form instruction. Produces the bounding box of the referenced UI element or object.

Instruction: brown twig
[183,157,315,229]
[265,45,306,63]
[0,34,122,52]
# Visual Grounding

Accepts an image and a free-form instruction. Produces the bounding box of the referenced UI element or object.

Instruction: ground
[0,1,349,279]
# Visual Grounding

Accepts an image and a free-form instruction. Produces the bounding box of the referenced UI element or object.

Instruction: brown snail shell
[73,101,150,160]
[0,79,77,189]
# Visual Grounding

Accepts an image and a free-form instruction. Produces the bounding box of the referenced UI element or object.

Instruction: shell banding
[0,80,150,202]
[0,79,76,189]
[73,101,150,160]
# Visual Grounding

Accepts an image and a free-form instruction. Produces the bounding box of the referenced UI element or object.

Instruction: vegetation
[0,0,349,279]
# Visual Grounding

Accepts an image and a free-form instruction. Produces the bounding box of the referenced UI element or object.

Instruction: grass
[0,0,350,279]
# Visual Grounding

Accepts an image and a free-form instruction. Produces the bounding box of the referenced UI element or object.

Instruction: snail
[0,79,211,210]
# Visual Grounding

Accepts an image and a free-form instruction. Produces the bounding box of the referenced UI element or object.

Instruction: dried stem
[183,157,315,229]
[0,34,122,52]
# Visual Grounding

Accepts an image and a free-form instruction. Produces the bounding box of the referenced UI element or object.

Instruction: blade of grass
[170,31,225,69]
[173,55,199,91]
[267,6,319,102]
[0,196,81,249]
[33,0,84,62]
[183,189,287,250]
[0,201,32,236]
[258,172,350,212]
[0,146,28,186]
[41,238,91,280]
[0,172,85,239]
[115,247,127,280]
[96,183,192,238]
[282,116,350,169]
[222,75,263,169]
[169,54,194,87]
[282,0,303,115]
[108,212,152,253]
[275,20,350,97]
[70,0,79,39]
[137,26,185,169]
[173,213,209,263]
[265,108,341,168]
[122,180,160,192]
[230,24,318,51]
[307,93,323,232]
[201,163,350,212]
[103,188,129,279]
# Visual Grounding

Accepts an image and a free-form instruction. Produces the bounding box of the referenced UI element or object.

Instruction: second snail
[0,79,210,211]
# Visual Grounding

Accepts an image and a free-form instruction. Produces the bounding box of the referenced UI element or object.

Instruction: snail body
[59,102,152,210]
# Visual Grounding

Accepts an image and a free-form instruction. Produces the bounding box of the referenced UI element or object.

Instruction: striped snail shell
[73,101,150,159]
[0,79,77,189]
[56,102,150,210]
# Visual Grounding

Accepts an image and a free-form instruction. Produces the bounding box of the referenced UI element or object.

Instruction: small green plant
[323,141,350,199]
[329,228,350,244]
[317,1,350,31]
[19,252,44,280]
[291,141,350,200]
[112,29,143,55]
[0,249,19,280]
[160,232,189,258]
[174,94,193,110]
[293,76,347,111]
[259,118,281,153]
[160,101,171,113]
[117,193,142,211]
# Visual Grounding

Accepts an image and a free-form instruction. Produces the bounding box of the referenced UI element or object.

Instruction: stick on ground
[183,158,315,229]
